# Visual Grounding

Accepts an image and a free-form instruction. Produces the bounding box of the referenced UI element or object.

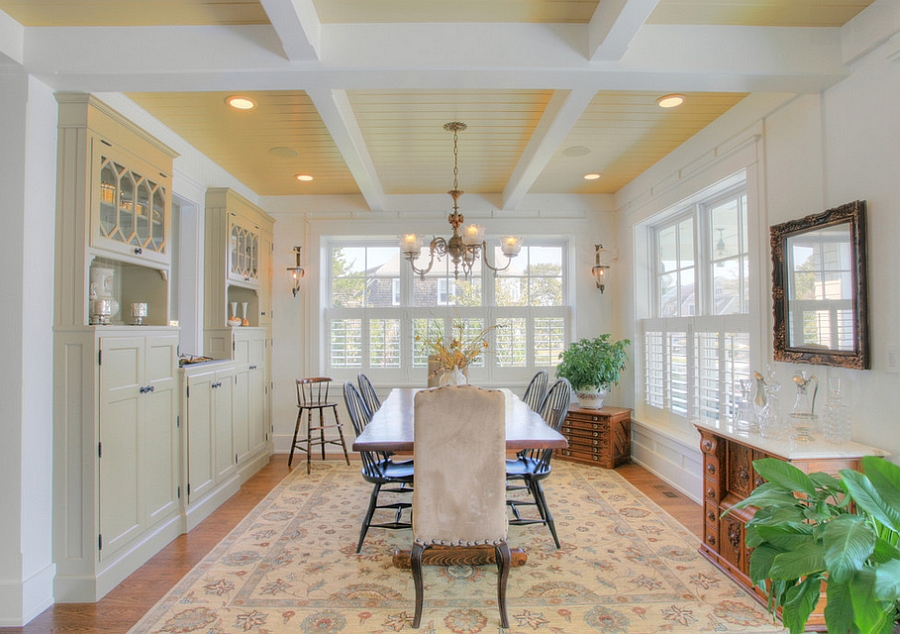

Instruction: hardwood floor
[2,457,700,633]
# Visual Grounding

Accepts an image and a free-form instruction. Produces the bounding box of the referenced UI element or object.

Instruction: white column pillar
[0,70,58,626]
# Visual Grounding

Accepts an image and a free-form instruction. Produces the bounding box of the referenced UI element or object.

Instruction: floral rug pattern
[129,461,784,634]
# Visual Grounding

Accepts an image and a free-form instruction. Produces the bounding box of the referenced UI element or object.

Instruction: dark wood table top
[352,387,568,453]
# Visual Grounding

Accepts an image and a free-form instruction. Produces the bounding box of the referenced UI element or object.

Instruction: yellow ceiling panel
[648,0,874,27]
[127,91,359,196]
[0,0,269,26]
[532,91,748,194]
[313,0,599,24]
[348,90,554,195]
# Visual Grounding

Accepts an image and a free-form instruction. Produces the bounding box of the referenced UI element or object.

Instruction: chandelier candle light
[399,122,522,280]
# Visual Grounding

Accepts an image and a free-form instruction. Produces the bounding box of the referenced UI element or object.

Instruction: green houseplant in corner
[728,456,900,634]
[556,335,630,409]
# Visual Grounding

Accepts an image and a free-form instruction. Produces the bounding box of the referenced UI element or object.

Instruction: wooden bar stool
[290,377,351,474]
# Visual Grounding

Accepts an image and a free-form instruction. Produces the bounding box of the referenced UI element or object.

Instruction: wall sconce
[592,244,611,294]
[287,246,305,297]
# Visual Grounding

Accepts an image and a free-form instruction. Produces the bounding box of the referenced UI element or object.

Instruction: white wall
[263,195,619,453]
[0,72,57,626]
[616,23,900,500]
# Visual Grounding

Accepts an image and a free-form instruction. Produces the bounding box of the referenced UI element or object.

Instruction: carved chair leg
[411,543,426,628]
[495,542,511,629]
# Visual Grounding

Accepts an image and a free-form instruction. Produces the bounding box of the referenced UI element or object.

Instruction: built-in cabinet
[52,97,275,603]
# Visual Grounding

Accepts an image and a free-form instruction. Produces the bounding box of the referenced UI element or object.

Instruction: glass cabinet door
[228,220,260,285]
[93,144,170,265]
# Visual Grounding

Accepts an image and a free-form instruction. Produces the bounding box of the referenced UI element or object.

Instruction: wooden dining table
[352,387,567,568]
[352,387,568,454]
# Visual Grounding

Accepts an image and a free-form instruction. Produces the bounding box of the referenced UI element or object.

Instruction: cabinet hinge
[176,415,181,429]
[235,453,239,464]
[177,344,180,357]
[186,386,190,398]
[187,483,191,496]
[235,375,237,384]
[98,442,102,458]
[177,486,181,499]
[98,350,102,365]
[232,341,236,352]
[98,534,103,550]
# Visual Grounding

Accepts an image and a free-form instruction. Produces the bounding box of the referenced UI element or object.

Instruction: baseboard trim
[0,563,56,627]
[630,420,703,503]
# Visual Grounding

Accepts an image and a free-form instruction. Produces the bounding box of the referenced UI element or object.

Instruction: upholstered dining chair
[506,377,572,549]
[411,386,511,629]
[522,370,549,412]
[357,372,381,415]
[289,377,351,474]
[343,382,414,553]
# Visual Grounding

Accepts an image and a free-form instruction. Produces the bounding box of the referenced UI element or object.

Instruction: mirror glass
[771,200,869,369]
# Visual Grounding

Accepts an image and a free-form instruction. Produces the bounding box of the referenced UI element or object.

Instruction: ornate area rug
[129,461,785,634]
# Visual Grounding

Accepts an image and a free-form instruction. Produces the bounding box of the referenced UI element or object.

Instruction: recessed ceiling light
[562,145,591,157]
[656,94,685,109]
[225,95,256,111]
[269,147,299,158]
[296,174,314,182]
[584,173,602,180]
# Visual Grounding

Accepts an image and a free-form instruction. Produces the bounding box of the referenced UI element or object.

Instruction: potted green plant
[556,335,630,408]
[728,456,900,634]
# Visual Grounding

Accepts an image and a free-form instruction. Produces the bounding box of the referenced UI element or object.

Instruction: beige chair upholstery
[410,385,510,628]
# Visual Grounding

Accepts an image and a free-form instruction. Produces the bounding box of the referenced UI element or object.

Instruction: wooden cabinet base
[392,546,528,568]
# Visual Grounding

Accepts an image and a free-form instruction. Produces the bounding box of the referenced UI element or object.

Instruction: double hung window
[324,239,569,385]
[639,176,752,431]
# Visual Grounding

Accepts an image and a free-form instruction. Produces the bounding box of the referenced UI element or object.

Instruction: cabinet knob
[702,439,714,452]
[707,534,716,546]
[134,247,143,255]
[707,511,716,523]
[707,463,716,474]
[707,488,716,499]
[249,365,258,370]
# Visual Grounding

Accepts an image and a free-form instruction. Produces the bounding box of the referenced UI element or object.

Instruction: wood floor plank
[1,457,700,633]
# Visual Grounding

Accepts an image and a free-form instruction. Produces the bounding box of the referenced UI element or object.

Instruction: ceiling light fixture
[656,94,685,108]
[399,122,521,280]
[584,173,602,180]
[295,174,314,182]
[225,95,257,111]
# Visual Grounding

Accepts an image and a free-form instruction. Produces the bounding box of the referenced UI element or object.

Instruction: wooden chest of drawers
[557,406,631,469]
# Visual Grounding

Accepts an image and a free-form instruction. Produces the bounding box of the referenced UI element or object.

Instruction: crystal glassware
[789,371,818,443]
[823,377,851,444]
[733,379,759,433]
[758,380,784,439]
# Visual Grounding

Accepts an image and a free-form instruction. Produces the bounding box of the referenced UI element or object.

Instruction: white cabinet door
[214,367,236,481]
[143,335,179,525]
[99,337,143,560]
[248,333,266,454]
[185,370,216,503]
[233,365,250,464]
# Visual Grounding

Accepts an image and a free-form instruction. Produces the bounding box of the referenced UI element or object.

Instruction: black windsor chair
[343,382,414,554]
[522,370,549,412]
[506,377,572,549]
[357,373,382,415]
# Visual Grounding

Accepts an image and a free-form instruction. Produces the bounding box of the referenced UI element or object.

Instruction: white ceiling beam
[0,9,24,65]
[589,0,660,61]
[258,0,321,61]
[22,23,847,95]
[502,87,598,210]
[306,88,385,212]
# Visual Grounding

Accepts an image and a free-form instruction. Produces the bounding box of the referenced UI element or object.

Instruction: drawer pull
[707,534,716,546]
[707,488,716,499]
[707,463,716,475]
[707,510,716,523]
[702,439,714,452]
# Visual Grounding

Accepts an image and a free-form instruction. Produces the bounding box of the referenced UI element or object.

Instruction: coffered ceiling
[0,0,876,208]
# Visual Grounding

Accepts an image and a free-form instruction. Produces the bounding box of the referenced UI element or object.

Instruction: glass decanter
[788,371,818,443]
[758,378,784,439]
[823,377,851,444]
[733,379,759,433]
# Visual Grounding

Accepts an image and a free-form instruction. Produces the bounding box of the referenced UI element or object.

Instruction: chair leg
[411,543,426,629]
[288,408,303,467]
[333,407,351,466]
[306,409,313,475]
[495,542,511,629]
[531,479,560,549]
[319,407,327,461]
[356,483,381,554]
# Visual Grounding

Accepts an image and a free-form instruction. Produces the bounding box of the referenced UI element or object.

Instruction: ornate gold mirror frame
[770,200,869,369]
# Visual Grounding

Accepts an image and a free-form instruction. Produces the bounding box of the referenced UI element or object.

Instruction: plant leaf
[770,541,826,579]
[782,574,822,634]
[733,486,803,511]
[848,571,895,634]
[749,543,781,587]
[841,469,900,534]
[873,559,900,602]
[824,579,853,634]
[823,515,876,583]
[862,456,900,516]
[756,524,814,551]
[809,471,845,494]
[753,458,818,497]
[871,536,900,564]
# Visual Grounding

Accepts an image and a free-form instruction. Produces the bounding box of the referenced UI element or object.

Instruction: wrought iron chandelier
[399,122,522,279]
